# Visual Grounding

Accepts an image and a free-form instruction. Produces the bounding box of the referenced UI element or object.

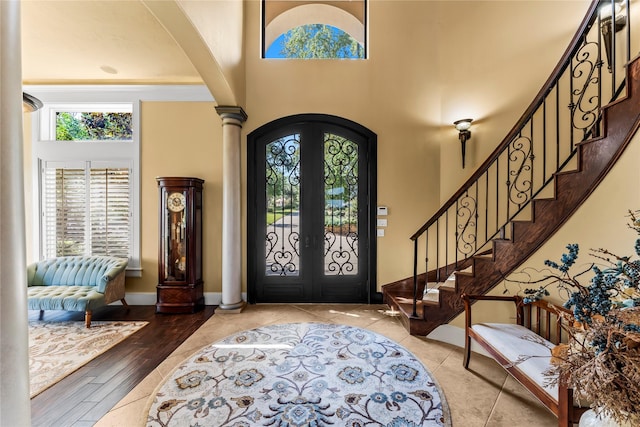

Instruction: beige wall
[436,0,589,199]
[126,102,223,294]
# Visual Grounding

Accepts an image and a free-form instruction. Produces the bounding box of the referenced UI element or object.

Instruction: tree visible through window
[56,111,133,141]
[268,24,364,59]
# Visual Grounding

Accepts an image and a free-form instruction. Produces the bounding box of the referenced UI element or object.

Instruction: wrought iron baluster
[454,200,458,269]
[425,228,429,298]
[506,143,511,221]
[445,210,450,278]
[412,238,418,318]
[495,158,500,236]
[542,98,547,186]
[485,171,489,244]
[556,85,560,171]
[569,55,575,148]
[435,218,440,283]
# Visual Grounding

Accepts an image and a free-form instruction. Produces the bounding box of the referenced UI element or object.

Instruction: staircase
[383,0,640,336]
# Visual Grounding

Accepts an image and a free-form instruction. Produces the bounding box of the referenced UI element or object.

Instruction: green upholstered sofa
[27,256,129,327]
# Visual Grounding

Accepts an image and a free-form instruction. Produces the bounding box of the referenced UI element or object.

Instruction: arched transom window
[262,0,367,59]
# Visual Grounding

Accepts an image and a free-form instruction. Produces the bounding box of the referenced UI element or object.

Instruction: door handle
[304,235,318,248]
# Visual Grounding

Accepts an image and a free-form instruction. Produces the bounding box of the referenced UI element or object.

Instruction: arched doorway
[247,114,377,303]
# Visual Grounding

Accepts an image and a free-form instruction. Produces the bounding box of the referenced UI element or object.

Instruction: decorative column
[215,106,247,311]
[0,1,31,425]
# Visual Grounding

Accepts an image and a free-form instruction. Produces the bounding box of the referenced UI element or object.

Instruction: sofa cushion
[471,323,558,400]
[28,256,127,292]
[28,285,106,312]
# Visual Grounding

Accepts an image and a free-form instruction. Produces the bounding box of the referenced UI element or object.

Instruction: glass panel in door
[323,133,358,275]
[264,134,301,276]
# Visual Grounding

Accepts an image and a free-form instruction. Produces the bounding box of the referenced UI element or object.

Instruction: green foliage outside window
[56,112,133,141]
[281,24,364,59]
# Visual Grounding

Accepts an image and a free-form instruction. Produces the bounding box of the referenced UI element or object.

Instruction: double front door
[247,115,376,303]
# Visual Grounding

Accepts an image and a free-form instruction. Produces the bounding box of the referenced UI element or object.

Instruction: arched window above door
[262,1,367,59]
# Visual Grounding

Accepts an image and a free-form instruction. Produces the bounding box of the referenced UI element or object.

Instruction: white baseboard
[114,292,246,306]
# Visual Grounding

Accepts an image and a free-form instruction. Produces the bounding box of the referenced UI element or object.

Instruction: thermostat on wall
[377,206,388,216]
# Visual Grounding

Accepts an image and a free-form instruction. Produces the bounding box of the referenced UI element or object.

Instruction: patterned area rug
[29,320,148,397]
[146,323,451,426]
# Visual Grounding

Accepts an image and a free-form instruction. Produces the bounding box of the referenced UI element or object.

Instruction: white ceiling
[21,0,203,84]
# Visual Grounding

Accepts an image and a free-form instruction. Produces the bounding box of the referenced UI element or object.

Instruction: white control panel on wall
[377,206,388,237]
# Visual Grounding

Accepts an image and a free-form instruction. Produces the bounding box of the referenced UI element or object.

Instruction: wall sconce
[22,92,43,113]
[599,0,626,73]
[454,118,473,168]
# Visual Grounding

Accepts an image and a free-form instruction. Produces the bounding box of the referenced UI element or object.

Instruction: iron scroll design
[265,135,301,276]
[456,193,477,258]
[507,135,534,208]
[324,134,359,275]
[570,40,602,140]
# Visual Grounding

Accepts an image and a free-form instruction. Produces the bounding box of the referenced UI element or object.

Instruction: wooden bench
[461,294,588,427]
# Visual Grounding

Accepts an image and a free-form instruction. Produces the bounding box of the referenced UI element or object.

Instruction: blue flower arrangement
[511,210,640,424]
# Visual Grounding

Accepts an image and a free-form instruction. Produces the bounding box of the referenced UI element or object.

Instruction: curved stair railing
[407,0,636,319]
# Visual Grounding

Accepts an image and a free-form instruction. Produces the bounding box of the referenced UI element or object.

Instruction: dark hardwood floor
[29,305,215,427]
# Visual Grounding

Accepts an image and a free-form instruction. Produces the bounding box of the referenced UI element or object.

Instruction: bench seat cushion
[28,286,106,312]
[472,323,558,400]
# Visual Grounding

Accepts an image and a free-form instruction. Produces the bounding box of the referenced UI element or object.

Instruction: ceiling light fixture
[22,92,43,113]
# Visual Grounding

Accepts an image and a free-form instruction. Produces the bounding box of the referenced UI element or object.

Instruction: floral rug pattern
[29,320,148,397]
[147,323,450,426]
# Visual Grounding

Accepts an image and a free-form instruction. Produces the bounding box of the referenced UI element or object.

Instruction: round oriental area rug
[146,322,451,427]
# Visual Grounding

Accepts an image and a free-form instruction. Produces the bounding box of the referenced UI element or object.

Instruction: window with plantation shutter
[27,86,214,277]
[42,161,131,260]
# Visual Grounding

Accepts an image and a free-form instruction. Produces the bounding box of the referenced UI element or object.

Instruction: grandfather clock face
[167,192,185,213]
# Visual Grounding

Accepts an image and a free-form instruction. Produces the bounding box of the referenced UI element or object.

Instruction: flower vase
[579,409,633,427]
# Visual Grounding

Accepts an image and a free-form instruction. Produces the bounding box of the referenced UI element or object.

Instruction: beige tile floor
[96,304,557,427]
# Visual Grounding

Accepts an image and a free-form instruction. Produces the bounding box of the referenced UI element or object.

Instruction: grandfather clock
[156,177,204,313]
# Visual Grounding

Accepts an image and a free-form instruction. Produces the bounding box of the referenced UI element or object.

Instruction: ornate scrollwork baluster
[456,193,477,258]
[570,40,602,140]
[508,135,533,208]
